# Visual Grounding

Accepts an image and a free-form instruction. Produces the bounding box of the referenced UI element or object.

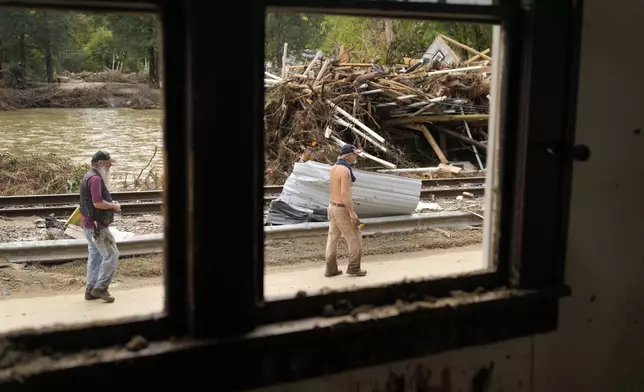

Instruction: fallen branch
[135,145,158,186]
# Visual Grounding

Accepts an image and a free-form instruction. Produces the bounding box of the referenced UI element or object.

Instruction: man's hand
[112,201,121,213]
[350,211,359,224]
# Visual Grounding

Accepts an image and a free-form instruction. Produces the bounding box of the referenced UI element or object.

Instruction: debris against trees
[264,45,492,185]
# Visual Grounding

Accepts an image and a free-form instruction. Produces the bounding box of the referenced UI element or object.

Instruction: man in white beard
[79,151,121,303]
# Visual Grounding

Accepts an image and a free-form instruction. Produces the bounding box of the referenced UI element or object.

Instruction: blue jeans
[83,228,120,290]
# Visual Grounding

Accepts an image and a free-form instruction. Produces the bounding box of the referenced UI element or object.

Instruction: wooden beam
[439,34,492,61]
[385,114,489,125]
[433,126,487,151]
[401,124,487,151]
[424,65,491,77]
[420,125,448,164]
[464,48,491,65]
[336,63,373,67]
[439,131,448,160]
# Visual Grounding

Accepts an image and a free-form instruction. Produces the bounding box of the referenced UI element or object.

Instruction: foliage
[266,12,493,66]
[0,9,159,83]
[265,13,324,66]
[0,10,491,82]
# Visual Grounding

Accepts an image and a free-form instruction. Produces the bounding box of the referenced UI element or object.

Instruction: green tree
[107,14,160,86]
[29,10,72,82]
[438,23,493,55]
[265,13,323,68]
[0,11,31,68]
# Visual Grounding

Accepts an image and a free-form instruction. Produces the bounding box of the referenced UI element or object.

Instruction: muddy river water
[0,108,163,176]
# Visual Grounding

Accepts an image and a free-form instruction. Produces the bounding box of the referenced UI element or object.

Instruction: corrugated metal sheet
[268,161,421,224]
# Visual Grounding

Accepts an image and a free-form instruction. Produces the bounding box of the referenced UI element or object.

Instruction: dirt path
[0,228,482,300]
[0,245,484,333]
[265,227,482,266]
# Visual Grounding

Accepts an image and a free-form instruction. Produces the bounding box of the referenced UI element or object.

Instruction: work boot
[85,289,99,300]
[325,270,343,278]
[90,288,115,303]
[346,269,367,277]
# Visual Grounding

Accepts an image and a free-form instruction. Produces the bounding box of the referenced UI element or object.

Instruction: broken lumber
[438,163,462,174]
[333,116,388,153]
[302,50,322,77]
[419,125,448,164]
[402,124,487,152]
[433,125,488,151]
[425,65,491,77]
[439,34,492,61]
[329,135,396,168]
[464,48,491,65]
[327,100,386,143]
[314,60,331,85]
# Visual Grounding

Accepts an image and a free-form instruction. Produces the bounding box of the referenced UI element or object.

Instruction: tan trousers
[325,204,363,274]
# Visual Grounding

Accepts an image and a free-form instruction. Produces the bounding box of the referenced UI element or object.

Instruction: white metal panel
[277,161,422,218]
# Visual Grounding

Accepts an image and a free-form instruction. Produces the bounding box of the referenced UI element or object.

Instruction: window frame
[0,0,583,389]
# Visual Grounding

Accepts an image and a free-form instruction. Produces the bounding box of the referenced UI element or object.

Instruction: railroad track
[1,211,482,264]
[0,177,485,218]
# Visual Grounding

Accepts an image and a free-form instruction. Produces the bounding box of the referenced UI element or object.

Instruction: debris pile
[0,153,89,196]
[55,70,148,84]
[264,40,492,185]
[0,85,158,110]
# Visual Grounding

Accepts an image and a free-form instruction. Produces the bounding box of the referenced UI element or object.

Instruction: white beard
[97,167,112,189]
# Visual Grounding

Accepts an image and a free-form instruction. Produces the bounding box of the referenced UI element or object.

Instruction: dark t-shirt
[81,176,108,229]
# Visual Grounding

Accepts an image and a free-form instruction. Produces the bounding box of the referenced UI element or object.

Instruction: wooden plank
[464,48,491,65]
[337,63,373,67]
[438,163,462,174]
[401,124,487,151]
[420,125,448,164]
[439,131,448,160]
[439,34,492,61]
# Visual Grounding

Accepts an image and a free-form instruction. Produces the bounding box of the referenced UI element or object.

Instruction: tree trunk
[148,45,158,88]
[44,40,53,83]
[19,33,26,66]
[384,20,394,65]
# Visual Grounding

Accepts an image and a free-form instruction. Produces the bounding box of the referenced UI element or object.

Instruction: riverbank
[0,83,161,110]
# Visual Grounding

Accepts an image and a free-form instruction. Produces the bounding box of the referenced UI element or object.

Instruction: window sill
[0,285,569,390]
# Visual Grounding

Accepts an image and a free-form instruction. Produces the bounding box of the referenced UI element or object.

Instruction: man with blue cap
[324,144,367,278]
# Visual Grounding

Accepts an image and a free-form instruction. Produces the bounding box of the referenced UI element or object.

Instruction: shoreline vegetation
[0,153,163,196]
